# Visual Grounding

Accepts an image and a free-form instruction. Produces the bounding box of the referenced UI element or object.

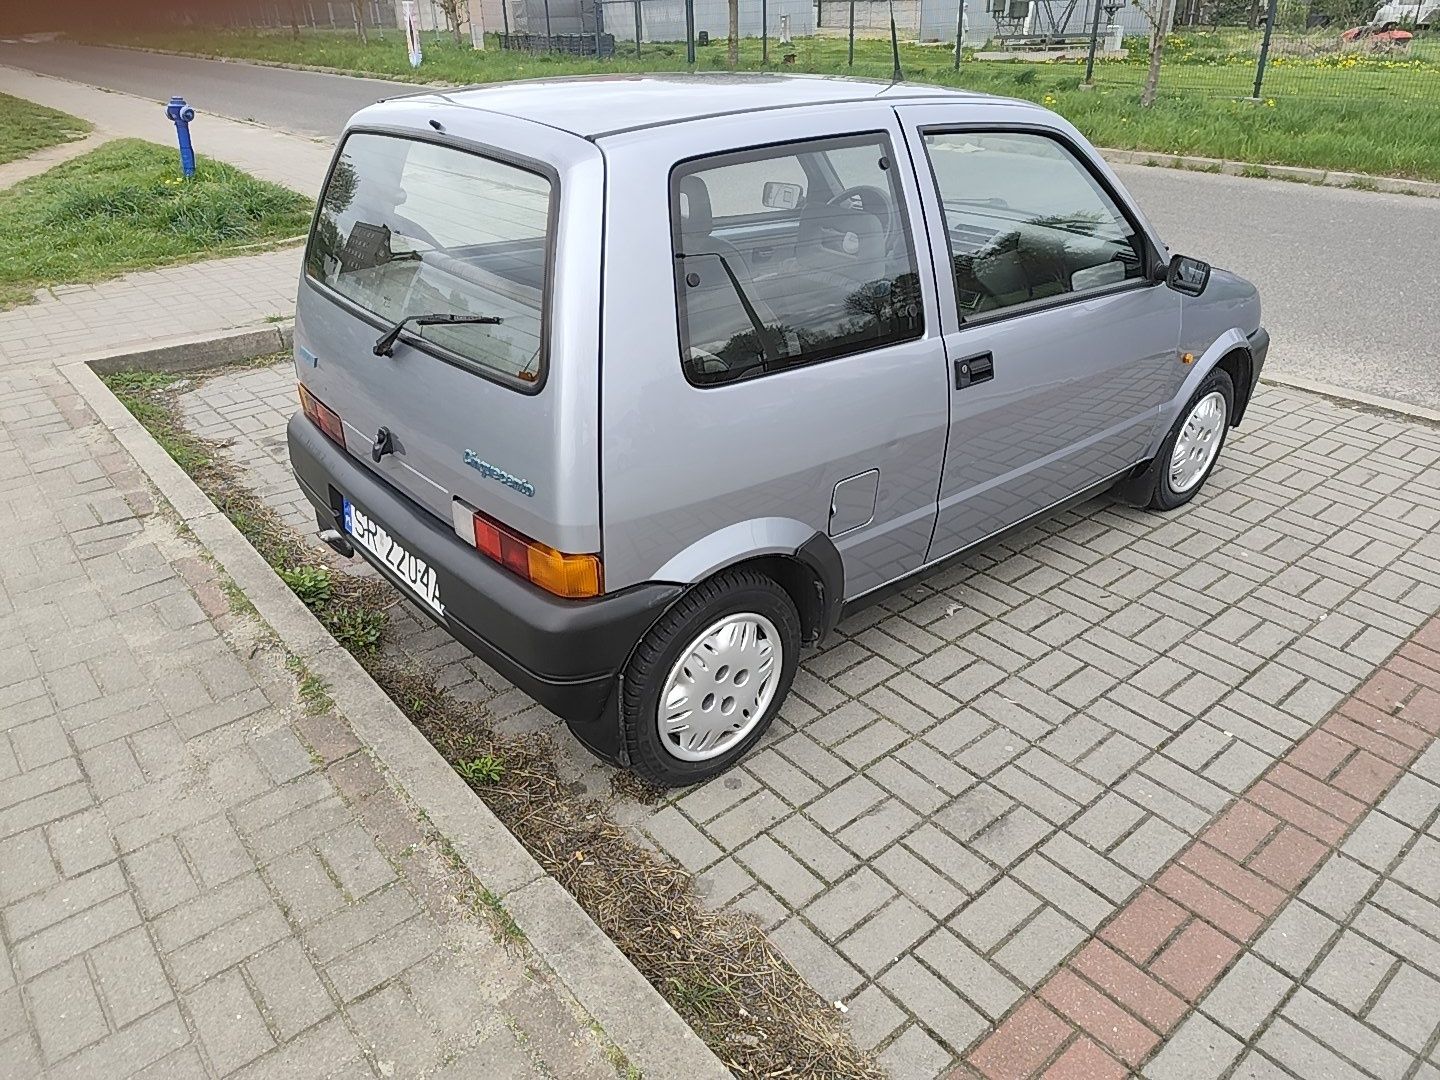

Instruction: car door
[895,109,1183,561]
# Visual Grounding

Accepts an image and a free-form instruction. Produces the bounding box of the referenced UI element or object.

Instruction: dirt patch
[104,362,885,1080]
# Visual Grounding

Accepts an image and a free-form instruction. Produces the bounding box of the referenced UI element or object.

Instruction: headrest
[678,174,714,237]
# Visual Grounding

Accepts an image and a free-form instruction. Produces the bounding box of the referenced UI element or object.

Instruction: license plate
[342,498,444,617]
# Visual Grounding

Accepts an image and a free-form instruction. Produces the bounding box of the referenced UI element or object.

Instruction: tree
[728,0,740,66]
[438,0,470,45]
[1133,0,1176,106]
[350,0,369,43]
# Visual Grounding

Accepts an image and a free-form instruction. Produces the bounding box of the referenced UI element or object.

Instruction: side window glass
[921,132,1146,318]
[672,134,924,388]
[701,156,809,220]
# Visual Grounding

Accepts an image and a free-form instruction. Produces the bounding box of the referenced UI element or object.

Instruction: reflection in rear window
[306,133,551,386]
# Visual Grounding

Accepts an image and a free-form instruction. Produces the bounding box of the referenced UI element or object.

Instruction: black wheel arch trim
[797,531,846,643]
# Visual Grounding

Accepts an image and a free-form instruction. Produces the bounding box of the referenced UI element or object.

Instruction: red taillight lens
[298,384,345,447]
[469,509,602,599]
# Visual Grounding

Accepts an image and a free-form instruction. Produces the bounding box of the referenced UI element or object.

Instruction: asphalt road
[0,40,411,139]
[3,40,1438,410]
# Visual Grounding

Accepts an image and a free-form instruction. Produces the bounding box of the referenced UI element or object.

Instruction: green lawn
[0,92,92,164]
[0,138,312,307]
[88,27,1440,181]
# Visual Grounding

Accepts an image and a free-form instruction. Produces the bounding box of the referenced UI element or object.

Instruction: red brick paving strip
[955,614,1440,1079]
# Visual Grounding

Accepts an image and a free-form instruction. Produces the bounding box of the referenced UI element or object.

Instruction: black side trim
[1237,326,1268,425]
[797,532,846,643]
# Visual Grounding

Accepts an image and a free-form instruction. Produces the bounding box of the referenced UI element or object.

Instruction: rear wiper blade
[373,312,502,357]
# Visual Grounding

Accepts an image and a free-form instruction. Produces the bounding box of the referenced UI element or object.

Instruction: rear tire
[621,569,800,787]
[1147,367,1234,511]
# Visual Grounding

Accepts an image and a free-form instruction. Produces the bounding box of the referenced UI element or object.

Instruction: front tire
[621,568,801,787]
[1148,367,1234,511]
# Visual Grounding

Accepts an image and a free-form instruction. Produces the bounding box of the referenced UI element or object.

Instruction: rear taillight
[298,384,345,447]
[470,508,602,599]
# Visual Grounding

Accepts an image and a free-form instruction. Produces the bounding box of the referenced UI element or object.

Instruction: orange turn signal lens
[298,384,345,447]
[470,510,602,599]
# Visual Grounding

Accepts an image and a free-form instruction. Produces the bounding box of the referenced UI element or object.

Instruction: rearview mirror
[1165,254,1211,296]
[761,181,803,211]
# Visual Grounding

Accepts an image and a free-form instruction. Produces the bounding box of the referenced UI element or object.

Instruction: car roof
[376,72,1017,140]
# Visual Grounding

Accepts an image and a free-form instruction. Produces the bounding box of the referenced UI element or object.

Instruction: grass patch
[0,92,91,164]
[105,358,885,1080]
[278,564,333,607]
[455,754,505,784]
[0,138,311,308]
[91,27,1440,180]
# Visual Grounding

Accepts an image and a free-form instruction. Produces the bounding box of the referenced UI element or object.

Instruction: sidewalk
[0,65,316,371]
[0,73,639,1080]
[0,368,626,1078]
[0,65,333,197]
[0,250,301,370]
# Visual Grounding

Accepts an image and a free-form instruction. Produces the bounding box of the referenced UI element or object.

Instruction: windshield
[306,132,552,387]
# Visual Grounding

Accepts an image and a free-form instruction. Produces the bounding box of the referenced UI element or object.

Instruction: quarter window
[672,134,924,387]
[921,131,1147,319]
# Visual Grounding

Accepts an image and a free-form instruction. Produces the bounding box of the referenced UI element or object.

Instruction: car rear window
[306,132,552,388]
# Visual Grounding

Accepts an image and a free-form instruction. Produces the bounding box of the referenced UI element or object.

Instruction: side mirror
[1165,254,1211,296]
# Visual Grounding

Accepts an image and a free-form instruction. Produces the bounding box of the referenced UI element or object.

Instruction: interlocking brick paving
[0,250,300,370]
[961,617,1440,1078]
[0,368,625,1078]
[183,363,1440,1079]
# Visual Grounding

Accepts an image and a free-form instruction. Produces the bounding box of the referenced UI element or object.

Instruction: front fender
[1149,326,1251,457]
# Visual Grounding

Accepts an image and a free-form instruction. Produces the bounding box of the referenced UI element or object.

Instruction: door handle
[954,352,995,390]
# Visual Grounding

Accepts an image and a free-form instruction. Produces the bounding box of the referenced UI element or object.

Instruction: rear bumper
[287,413,681,750]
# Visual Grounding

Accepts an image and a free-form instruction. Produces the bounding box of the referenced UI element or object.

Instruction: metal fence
[180,0,1439,103]
[215,1,401,31]
[1091,1,1440,99]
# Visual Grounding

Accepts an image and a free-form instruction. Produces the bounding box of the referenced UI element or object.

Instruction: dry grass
[105,363,884,1080]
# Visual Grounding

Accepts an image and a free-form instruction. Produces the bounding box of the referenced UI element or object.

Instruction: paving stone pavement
[183,360,1440,1079]
[0,366,629,1078]
[0,249,302,370]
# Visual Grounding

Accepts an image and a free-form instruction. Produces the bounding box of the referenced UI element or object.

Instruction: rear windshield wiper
[373,312,502,357]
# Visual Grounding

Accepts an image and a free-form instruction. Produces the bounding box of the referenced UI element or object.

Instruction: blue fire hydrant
[165,95,197,179]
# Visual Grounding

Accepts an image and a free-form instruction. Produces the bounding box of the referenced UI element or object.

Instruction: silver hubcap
[1169,390,1227,494]
[659,613,781,762]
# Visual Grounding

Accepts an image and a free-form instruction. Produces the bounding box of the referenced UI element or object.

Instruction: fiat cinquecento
[288,73,1267,786]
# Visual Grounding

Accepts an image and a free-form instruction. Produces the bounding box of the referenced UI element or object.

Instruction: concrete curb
[1260,373,1440,426]
[1099,147,1440,199]
[76,41,1440,198]
[61,344,732,1080]
[83,323,296,376]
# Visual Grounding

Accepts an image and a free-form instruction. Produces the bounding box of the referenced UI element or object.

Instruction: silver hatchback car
[288,73,1267,786]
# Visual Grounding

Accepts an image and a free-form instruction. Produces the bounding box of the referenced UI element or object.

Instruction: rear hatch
[293,108,603,566]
